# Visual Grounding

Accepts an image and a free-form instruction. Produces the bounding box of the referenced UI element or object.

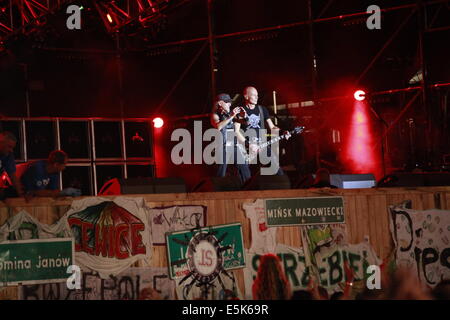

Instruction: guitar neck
[258,132,292,149]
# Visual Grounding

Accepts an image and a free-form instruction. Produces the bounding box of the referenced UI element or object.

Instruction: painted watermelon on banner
[64,197,152,279]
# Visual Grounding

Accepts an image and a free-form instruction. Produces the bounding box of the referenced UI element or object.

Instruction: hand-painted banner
[300,224,348,267]
[63,197,152,279]
[0,211,69,241]
[166,223,245,279]
[243,242,380,298]
[389,205,450,287]
[149,205,207,245]
[175,270,243,300]
[243,199,277,254]
[19,267,174,300]
[264,197,345,226]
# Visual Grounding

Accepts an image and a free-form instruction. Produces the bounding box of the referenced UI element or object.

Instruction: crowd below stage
[251,254,450,300]
[139,253,450,300]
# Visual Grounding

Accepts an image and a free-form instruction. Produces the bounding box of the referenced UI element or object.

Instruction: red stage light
[354,90,366,101]
[106,13,113,24]
[153,117,164,128]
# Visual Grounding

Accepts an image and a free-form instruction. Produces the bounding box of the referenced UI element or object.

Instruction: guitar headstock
[293,126,305,135]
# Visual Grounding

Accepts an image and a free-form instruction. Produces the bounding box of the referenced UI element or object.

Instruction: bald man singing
[234,86,290,182]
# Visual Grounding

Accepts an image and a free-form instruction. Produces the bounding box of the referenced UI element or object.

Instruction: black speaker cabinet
[93,121,122,159]
[95,164,125,192]
[0,120,23,160]
[124,121,152,158]
[193,177,242,192]
[119,177,186,194]
[244,175,291,190]
[59,121,91,160]
[26,120,56,159]
[62,165,93,196]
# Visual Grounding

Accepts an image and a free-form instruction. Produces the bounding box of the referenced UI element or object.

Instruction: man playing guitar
[234,86,291,182]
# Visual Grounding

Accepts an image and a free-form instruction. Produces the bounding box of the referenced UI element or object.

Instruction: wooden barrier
[1,186,450,299]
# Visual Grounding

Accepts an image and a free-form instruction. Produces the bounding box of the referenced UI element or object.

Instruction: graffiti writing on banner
[19,268,175,300]
[243,243,380,298]
[150,205,207,245]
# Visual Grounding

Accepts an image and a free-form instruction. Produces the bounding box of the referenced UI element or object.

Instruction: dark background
[0,0,449,188]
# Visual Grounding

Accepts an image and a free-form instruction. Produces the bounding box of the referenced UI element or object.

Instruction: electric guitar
[237,126,305,163]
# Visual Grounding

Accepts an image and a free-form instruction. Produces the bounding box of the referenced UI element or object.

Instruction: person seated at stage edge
[21,150,81,198]
[310,168,338,188]
[0,131,24,199]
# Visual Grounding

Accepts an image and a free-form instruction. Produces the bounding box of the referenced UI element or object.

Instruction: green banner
[0,238,74,286]
[265,197,345,226]
[166,223,245,279]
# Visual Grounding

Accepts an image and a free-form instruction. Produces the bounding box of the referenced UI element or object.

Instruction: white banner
[149,205,206,245]
[63,197,152,279]
[390,206,450,287]
[0,211,69,241]
[243,199,277,254]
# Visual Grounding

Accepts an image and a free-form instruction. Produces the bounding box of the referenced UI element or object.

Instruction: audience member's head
[139,287,162,300]
[291,290,313,300]
[432,280,450,300]
[385,268,432,300]
[252,253,291,300]
[355,288,384,300]
[318,286,329,300]
[330,291,344,300]
[0,131,17,156]
[47,150,68,173]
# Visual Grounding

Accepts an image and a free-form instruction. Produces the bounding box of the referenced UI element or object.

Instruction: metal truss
[0,0,74,41]
[0,0,189,43]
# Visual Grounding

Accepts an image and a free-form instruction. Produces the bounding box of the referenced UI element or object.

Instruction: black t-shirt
[215,110,234,131]
[214,110,234,145]
[238,105,271,132]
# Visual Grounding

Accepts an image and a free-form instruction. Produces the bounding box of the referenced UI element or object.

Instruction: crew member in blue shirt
[0,131,23,199]
[21,150,80,198]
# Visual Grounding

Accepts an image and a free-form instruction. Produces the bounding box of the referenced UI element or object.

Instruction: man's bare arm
[234,122,246,144]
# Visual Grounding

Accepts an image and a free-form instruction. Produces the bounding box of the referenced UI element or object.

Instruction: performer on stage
[234,86,290,182]
[211,93,251,183]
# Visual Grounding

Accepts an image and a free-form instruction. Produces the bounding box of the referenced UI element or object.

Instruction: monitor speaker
[243,175,291,190]
[98,177,186,195]
[377,173,450,187]
[330,174,376,189]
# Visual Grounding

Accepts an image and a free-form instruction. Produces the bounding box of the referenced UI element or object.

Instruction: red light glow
[152,117,164,128]
[344,100,380,178]
[354,90,366,101]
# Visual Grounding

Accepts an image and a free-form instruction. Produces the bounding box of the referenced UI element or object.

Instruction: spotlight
[153,117,164,128]
[106,13,113,24]
[354,90,366,101]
